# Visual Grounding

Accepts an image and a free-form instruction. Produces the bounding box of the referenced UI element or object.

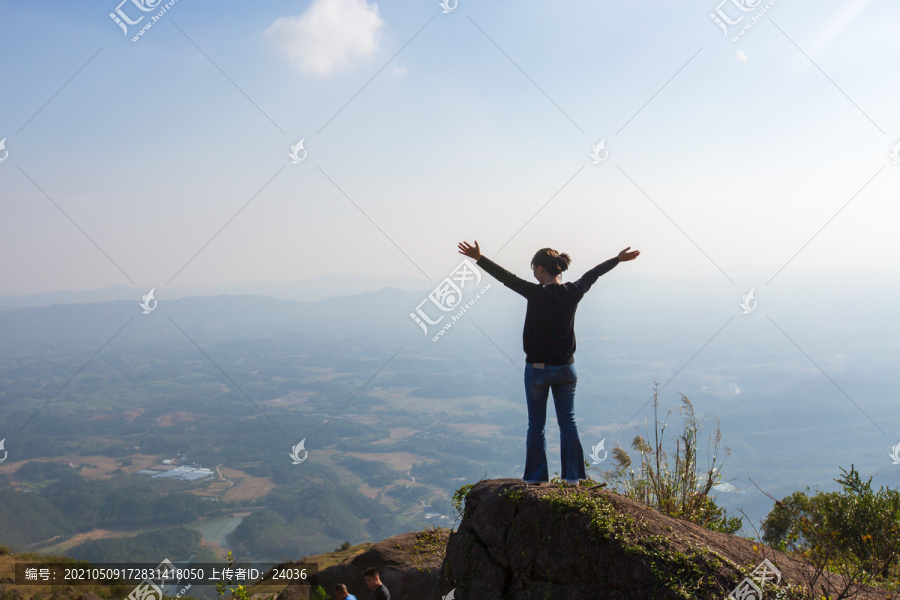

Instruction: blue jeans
[523,362,586,483]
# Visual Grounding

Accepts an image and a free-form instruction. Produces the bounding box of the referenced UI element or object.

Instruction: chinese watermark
[709,0,781,42]
[410,259,491,342]
[289,139,307,164]
[290,438,308,464]
[439,0,457,14]
[889,141,900,164]
[725,558,786,600]
[740,288,757,314]
[109,0,182,43]
[126,558,176,600]
[140,288,158,314]
[589,139,609,164]
[589,439,608,464]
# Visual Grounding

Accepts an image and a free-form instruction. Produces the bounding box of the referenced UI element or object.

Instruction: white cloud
[264,0,384,76]
[736,49,747,62]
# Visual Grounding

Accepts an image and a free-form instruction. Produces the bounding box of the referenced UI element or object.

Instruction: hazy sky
[1,0,898,298]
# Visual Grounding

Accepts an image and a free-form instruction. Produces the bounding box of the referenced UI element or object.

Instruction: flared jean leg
[523,363,585,482]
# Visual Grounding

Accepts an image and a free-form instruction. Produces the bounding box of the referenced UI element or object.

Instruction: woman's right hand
[458,240,482,260]
[618,246,640,262]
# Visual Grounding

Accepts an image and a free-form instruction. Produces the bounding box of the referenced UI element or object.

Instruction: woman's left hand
[458,240,482,260]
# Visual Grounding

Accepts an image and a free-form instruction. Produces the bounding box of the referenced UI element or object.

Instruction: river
[189,514,247,549]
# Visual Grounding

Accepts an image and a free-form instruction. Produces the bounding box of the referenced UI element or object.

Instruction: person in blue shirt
[458,240,640,485]
[334,583,357,600]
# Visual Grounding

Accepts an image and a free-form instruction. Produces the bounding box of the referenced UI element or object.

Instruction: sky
[1,0,899,299]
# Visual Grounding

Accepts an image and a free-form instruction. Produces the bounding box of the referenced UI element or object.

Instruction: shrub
[762,464,900,581]
[596,381,742,534]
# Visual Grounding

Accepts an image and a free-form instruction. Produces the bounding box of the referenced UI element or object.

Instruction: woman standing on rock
[457,240,640,486]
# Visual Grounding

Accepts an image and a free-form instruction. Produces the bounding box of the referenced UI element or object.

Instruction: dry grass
[0,454,158,480]
[37,528,140,554]
[154,411,205,426]
[259,389,318,408]
[87,408,145,424]
[220,470,277,502]
[341,452,421,471]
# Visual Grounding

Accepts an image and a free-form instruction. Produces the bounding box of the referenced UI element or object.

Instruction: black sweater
[475,254,619,365]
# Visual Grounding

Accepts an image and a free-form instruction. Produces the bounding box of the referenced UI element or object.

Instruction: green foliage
[595,382,742,535]
[216,551,252,600]
[694,493,744,535]
[233,509,287,539]
[0,486,80,546]
[233,475,396,557]
[229,509,325,558]
[230,585,249,600]
[311,585,330,600]
[395,525,449,572]
[761,490,814,550]
[19,461,73,481]
[4,463,216,539]
[68,526,202,563]
[429,496,453,516]
[334,455,400,487]
[501,487,525,504]
[384,484,428,503]
[762,464,900,581]
[451,483,475,520]
[540,488,730,600]
[264,481,378,539]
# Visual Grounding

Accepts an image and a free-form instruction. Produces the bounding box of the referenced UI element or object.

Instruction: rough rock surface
[437,479,896,600]
[277,529,450,600]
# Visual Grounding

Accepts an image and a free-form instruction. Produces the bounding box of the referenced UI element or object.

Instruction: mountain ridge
[274,479,897,600]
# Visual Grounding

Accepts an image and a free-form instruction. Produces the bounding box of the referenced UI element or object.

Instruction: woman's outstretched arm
[575,246,640,296]
[458,240,535,298]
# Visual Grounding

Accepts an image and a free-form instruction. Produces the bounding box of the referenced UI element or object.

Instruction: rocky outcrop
[437,479,895,600]
[276,478,897,600]
[277,529,450,600]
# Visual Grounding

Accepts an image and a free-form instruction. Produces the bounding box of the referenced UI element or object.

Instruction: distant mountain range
[1,268,896,342]
[0,274,432,310]
[1,266,893,313]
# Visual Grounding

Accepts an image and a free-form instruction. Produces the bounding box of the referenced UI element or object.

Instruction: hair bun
[531,247,571,276]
